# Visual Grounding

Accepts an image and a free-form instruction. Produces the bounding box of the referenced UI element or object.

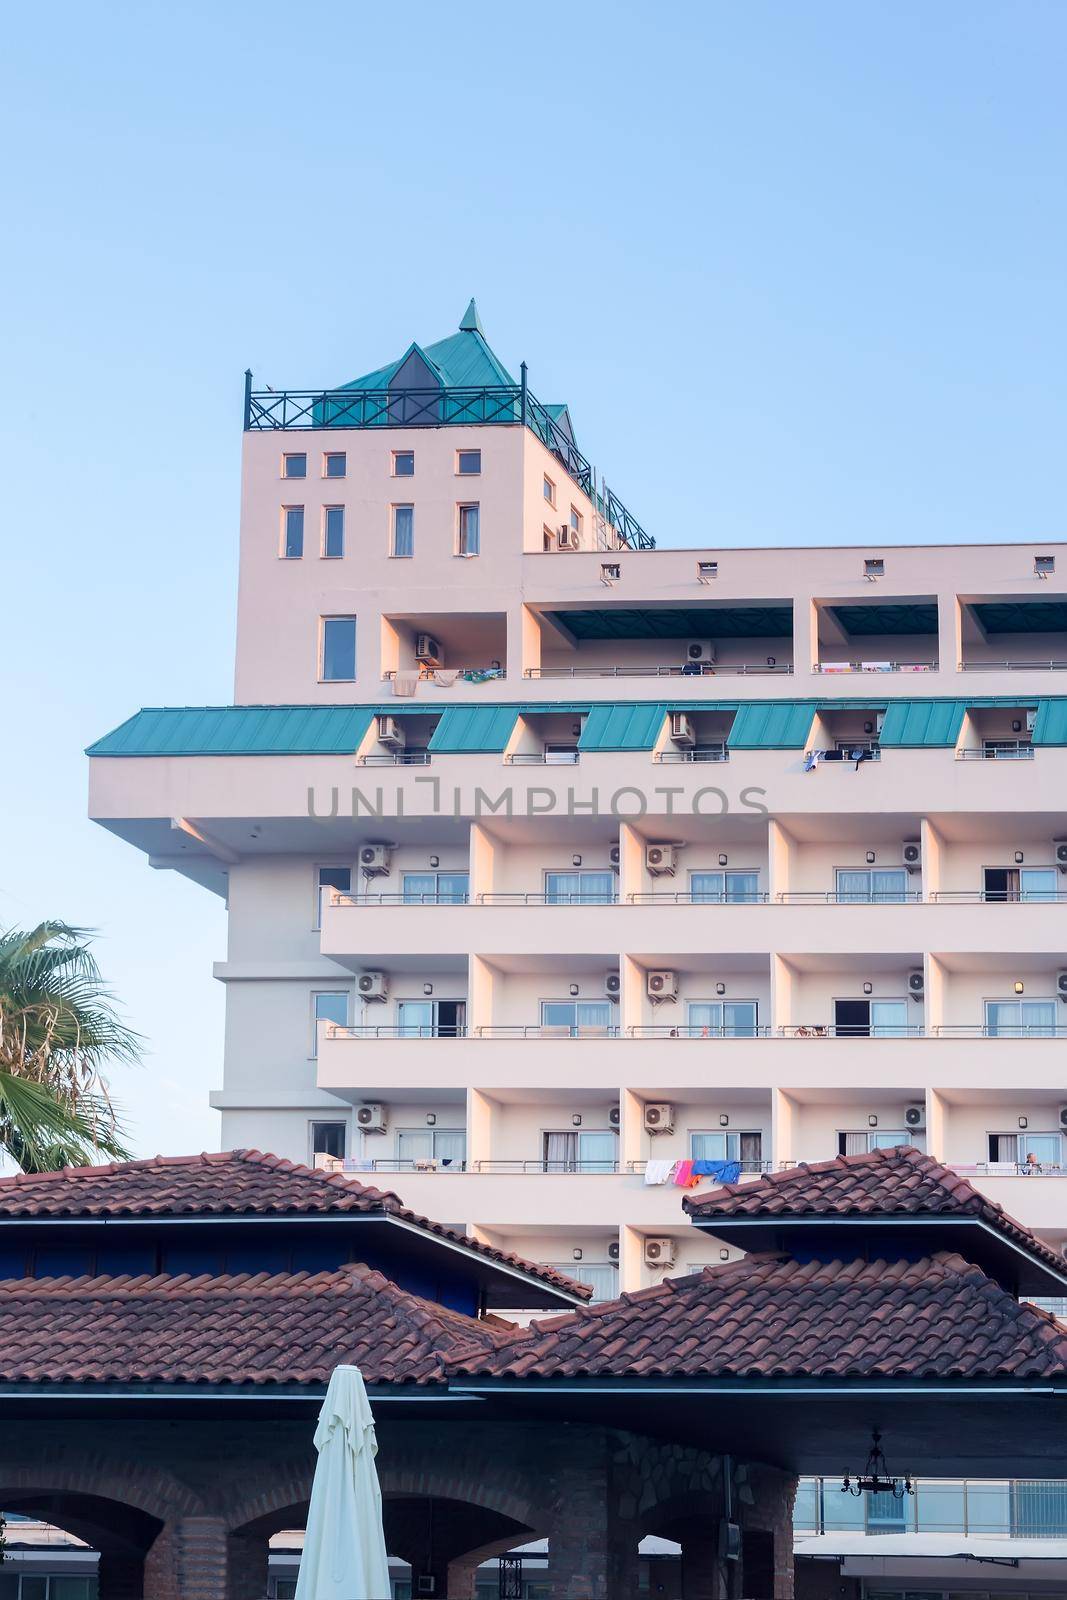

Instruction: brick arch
[0,1450,204,1525]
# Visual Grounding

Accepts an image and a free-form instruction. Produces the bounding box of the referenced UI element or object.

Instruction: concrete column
[469,822,497,900]
[467,1086,494,1172]
[766,818,794,901]
[937,590,961,673]
[793,596,819,677]
[926,1086,948,1163]
[771,1088,797,1170]
[469,954,495,1034]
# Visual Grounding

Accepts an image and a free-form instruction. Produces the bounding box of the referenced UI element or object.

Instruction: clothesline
[643,1158,743,1188]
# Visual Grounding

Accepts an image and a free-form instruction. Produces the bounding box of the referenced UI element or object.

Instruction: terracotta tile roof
[0,1263,514,1387]
[448,1252,1067,1382]
[682,1146,1067,1277]
[0,1150,590,1301]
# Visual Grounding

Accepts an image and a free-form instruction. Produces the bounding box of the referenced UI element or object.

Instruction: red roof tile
[0,1150,590,1301]
[0,1263,513,1387]
[448,1252,1067,1382]
[682,1146,1067,1278]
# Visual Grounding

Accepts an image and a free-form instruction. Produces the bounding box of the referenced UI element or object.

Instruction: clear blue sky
[2,1,1064,1157]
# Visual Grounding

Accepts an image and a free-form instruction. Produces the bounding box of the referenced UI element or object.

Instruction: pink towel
[673,1159,695,1187]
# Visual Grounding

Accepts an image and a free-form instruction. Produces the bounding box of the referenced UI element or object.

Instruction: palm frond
[0,1072,131,1172]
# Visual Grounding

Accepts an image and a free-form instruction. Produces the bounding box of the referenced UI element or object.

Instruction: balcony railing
[778,1024,926,1038]
[653,745,729,763]
[326,1024,467,1039]
[381,668,506,686]
[950,1162,1067,1177]
[932,1023,1067,1038]
[959,659,1067,671]
[930,889,1067,903]
[332,891,471,906]
[797,1474,1067,1536]
[957,742,1034,760]
[626,890,770,905]
[813,660,938,674]
[243,371,655,550]
[629,1024,771,1038]
[325,1021,1066,1043]
[476,891,618,905]
[473,1025,622,1039]
[524,663,792,679]
[774,889,922,904]
[503,750,580,765]
[358,751,432,766]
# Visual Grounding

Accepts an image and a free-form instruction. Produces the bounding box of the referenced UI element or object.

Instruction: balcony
[812,659,937,674]
[524,662,792,679]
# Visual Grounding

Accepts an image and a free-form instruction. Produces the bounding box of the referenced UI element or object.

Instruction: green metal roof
[427,705,520,753]
[578,704,668,751]
[545,607,793,642]
[830,604,939,637]
[1031,700,1067,745]
[86,705,376,757]
[728,702,817,748]
[878,700,966,747]
[340,303,516,392]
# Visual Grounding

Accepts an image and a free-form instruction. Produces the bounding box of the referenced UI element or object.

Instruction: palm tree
[0,922,140,1172]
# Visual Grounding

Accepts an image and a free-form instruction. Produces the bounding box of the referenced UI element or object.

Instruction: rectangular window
[984,999,1057,1037]
[687,1001,758,1038]
[392,450,415,477]
[396,1000,466,1038]
[837,1130,911,1156]
[834,868,908,903]
[311,1121,346,1160]
[391,505,414,558]
[321,617,356,681]
[316,865,351,926]
[989,1131,1062,1167]
[457,503,480,556]
[396,1128,467,1168]
[984,866,1058,902]
[690,1130,763,1169]
[402,871,469,904]
[323,506,345,559]
[540,1000,613,1037]
[543,475,556,505]
[544,870,615,905]
[457,449,481,475]
[832,999,910,1038]
[282,506,304,559]
[543,525,555,551]
[324,452,346,478]
[690,870,760,904]
[569,506,582,536]
[312,991,349,1053]
[543,1129,616,1173]
[283,452,307,478]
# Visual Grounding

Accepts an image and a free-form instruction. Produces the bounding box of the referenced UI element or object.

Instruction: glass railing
[796,1475,1067,1537]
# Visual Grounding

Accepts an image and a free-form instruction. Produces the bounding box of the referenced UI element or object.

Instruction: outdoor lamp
[868,1114,878,1127]
[569,983,580,997]
[716,982,726,996]
[572,854,582,866]
[865,851,876,864]
[718,853,728,866]
[429,854,440,867]
[1015,981,1025,994]
[1019,1116,1028,1129]
[1015,851,1024,864]
[423,982,433,996]
[572,1247,583,1261]
[572,1113,582,1127]
[863,982,873,995]
[426,1112,436,1126]
[719,1113,729,1127]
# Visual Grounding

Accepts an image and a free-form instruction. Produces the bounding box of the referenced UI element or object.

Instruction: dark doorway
[740,1528,775,1599]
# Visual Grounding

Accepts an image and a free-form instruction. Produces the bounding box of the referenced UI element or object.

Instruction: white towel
[644,1159,676,1186]
[392,671,419,698]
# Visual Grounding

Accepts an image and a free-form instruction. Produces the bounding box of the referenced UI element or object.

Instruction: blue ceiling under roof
[829,604,939,636]
[972,601,1067,634]
[545,607,794,641]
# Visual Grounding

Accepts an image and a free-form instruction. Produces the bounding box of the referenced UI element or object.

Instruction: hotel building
[88,300,1067,1313]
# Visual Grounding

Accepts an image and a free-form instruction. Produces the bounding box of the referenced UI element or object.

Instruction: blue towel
[692,1159,743,1184]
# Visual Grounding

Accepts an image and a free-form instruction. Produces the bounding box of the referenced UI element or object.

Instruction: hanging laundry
[692,1159,743,1185]
[643,1159,676,1186]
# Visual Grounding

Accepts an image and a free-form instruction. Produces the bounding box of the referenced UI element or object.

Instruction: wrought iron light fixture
[841,1430,914,1499]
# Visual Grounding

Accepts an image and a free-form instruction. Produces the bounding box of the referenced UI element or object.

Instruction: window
[322,506,344,559]
[396,1000,466,1038]
[544,870,615,904]
[540,1000,613,1037]
[687,1001,758,1037]
[691,1130,763,1169]
[282,505,304,558]
[402,871,469,904]
[282,452,307,478]
[316,865,351,926]
[834,868,908,903]
[984,866,1057,902]
[543,1129,617,1172]
[320,616,356,680]
[312,991,349,1053]
[544,743,580,764]
[569,506,582,537]
[392,450,415,477]
[837,1130,912,1155]
[543,525,555,551]
[457,449,481,475]
[543,475,556,506]
[988,1131,1062,1167]
[457,503,480,556]
[690,870,759,904]
[833,999,910,1037]
[311,1121,346,1160]
[324,452,346,478]
[396,1128,467,1168]
[985,998,1057,1037]
[983,737,1032,759]
[547,1261,618,1301]
[391,505,414,558]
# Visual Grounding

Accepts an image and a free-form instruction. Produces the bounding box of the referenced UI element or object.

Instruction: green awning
[878,701,966,747]
[728,702,817,748]
[578,704,668,751]
[86,705,375,757]
[1031,699,1067,745]
[427,705,520,753]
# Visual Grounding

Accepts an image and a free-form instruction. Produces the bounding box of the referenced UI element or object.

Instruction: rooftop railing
[243,368,655,550]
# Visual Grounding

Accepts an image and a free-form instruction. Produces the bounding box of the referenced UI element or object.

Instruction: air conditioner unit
[644,1236,676,1267]
[646,843,678,876]
[902,840,922,871]
[1054,839,1067,871]
[415,634,443,667]
[608,1104,621,1127]
[416,1578,436,1597]
[875,711,886,735]
[605,971,622,1001]
[557,525,580,551]
[1026,708,1038,733]
[356,1102,387,1134]
[607,1240,621,1261]
[686,640,716,664]
[908,969,925,998]
[376,715,406,749]
[905,1105,925,1128]
[609,843,621,868]
[1057,972,1067,1001]
[359,843,392,877]
[357,971,388,1002]
[647,970,678,1003]
[1059,1106,1067,1129]
[644,1102,675,1135]
[670,712,695,747]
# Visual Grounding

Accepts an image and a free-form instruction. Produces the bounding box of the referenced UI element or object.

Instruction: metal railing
[778,1024,926,1038]
[813,660,938,673]
[653,745,729,763]
[473,1024,622,1039]
[959,659,1067,671]
[358,751,432,766]
[957,742,1034,760]
[381,668,506,684]
[625,890,770,904]
[774,890,921,904]
[951,1162,1067,1178]
[524,662,793,679]
[476,891,617,905]
[243,370,655,549]
[471,1159,621,1174]
[325,1024,467,1039]
[930,889,1067,903]
[796,1475,1067,1536]
[355,1158,467,1173]
[503,750,580,765]
[331,892,470,906]
[628,1024,770,1038]
[932,1023,1067,1038]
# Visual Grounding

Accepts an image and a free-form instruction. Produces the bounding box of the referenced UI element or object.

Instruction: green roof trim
[578,704,668,751]
[340,303,515,393]
[86,706,376,757]
[1031,700,1067,745]
[878,700,967,747]
[427,705,520,753]
[728,702,817,749]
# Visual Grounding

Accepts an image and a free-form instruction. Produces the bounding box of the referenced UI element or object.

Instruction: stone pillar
[678,1525,725,1600]
[143,1516,229,1600]
[445,1552,482,1597]
[96,1551,146,1599]
[227,1530,270,1600]
[546,1434,639,1600]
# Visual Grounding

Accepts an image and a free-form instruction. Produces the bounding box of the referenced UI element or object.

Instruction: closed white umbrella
[295,1364,392,1600]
